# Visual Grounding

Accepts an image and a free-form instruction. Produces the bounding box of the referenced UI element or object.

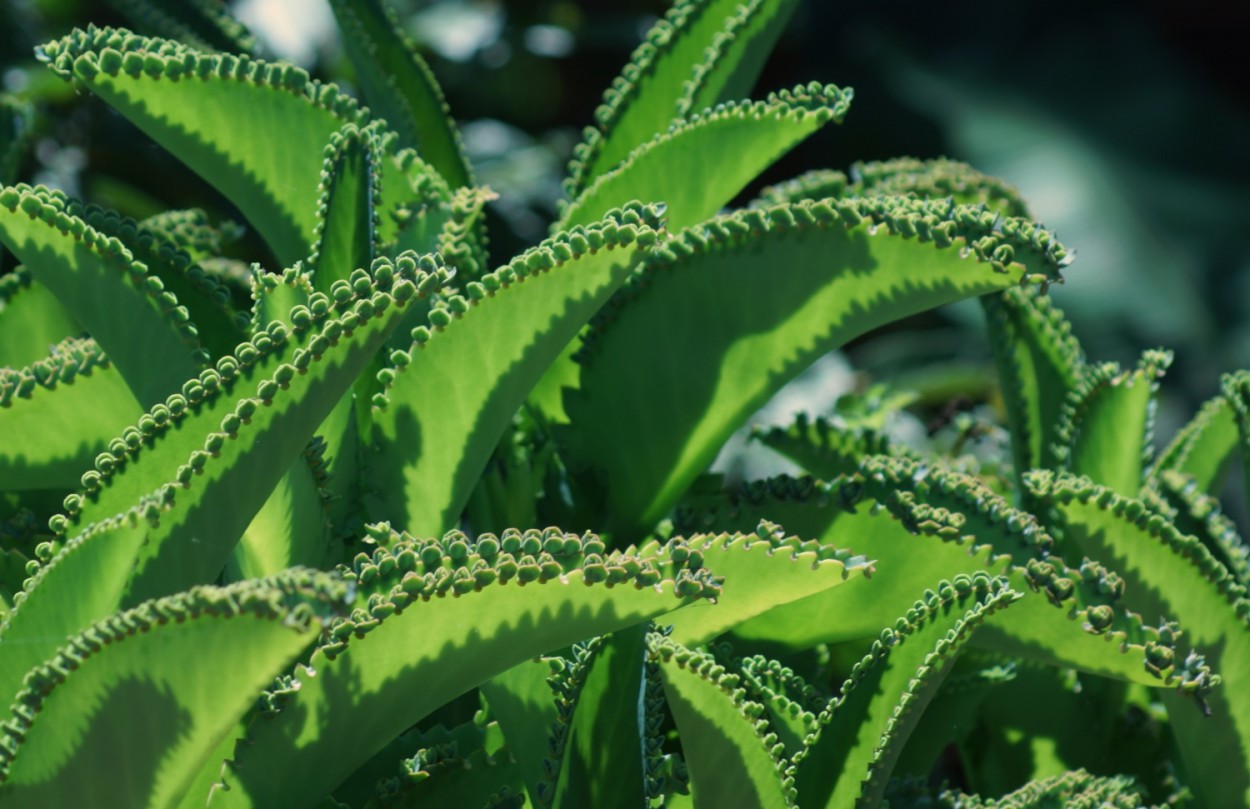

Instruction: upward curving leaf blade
[0,268,81,369]
[1052,350,1171,496]
[794,575,1019,809]
[0,337,142,491]
[0,185,205,407]
[1151,391,1240,495]
[365,205,662,535]
[565,198,1069,537]
[328,0,473,189]
[54,254,448,607]
[981,286,1083,481]
[650,635,796,809]
[560,84,851,232]
[0,571,345,809]
[201,527,722,808]
[37,29,447,264]
[1025,471,1245,808]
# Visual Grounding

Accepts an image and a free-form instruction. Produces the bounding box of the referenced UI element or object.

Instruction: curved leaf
[567,0,799,196]
[0,337,142,491]
[200,526,722,808]
[0,267,80,369]
[365,205,662,535]
[793,574,1018,809]
[0,570,345,809]
[103,0,257,53]
[1152,391,1239,495]
[0,184,205,407]
[565,197,1069,537]
[53,254,448,607]
[981,286,1084,481]
[1025,471,1244,808]
[37,29,448,264]
[328,0,473,188]
[560,84,851,232]
[750,415,907,480]
[1052,350,1170,496]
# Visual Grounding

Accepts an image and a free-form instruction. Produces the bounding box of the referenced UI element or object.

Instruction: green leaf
[981,287,1083,481]
[924,770,1154,809]
[1146,469,1249,586]
[365,205,661,536]
[199,526,722,808]
[328,0,473,189]
[565,198,1069,538]
[0,184,206,407]
[568,0,799,195]
[54,254,448,607]
[479,657,559,806]
[309,124,381,297]
[548,625,650,809]
[560,84,851,232]
[793,574,1019,809]
[1024,471,1242,808]
[675,0,803,120]
[0,570,346,809]
[37,29,448,264]
[0,267,81,369]
[360,721,523,809]
[650,634,796,809]
[102,0,258,53]
[1052,350,1170,496]
[228,444,333,579]
[138,208,244,262]
[0,337,142,491]
[1151,390,1240,495]
[0,504,154,711]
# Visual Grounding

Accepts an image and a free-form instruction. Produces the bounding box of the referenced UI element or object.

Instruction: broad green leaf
[1025,471,1243,808]
[479,657,560,806]
[0,337,142,491]
[675,0,803,119]
[1220,371,1250,516]
[309,124,380,297]
[1052,350,1170,496]
[568,0,799,195]
[103,0,258,53]
[0,184,205,407]
[328,0,473,189]
[201,527,722,808]
[0,267,80,368]
[228,446,332,579]
[981,287,1083,481]
[54,254,448,607]
[77,200,244,361]
[650,635,795,809]
[365,205,661,536]
[560,84,851,232]
[565,198,1070,537]
[1151,391,1239,495]
[0,570,345,809]
[1147,469,1249,585]
[0,505,154,709]
[793,574,1019,809]
[549,625,650,809]
[37,29,448,264]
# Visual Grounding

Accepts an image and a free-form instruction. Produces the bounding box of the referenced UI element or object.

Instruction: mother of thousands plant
[0,0,1244,807]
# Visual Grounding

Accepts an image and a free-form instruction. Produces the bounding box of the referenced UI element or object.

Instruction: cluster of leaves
[0,1,1246,808]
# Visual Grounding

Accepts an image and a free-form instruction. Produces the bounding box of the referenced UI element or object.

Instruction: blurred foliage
[2,0,1247,434]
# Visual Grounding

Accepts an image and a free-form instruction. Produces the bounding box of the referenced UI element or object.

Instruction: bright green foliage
[0,2,1243,807]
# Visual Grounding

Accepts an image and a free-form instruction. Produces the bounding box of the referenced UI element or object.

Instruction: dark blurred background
[2,0,1249,433]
